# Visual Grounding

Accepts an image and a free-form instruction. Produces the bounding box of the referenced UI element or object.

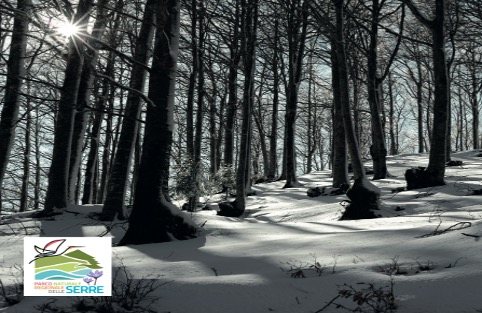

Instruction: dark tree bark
[283,0,308,189]
[187,0,206,212]
[403,0,449,188]
[185,0,197,159]
[82,50,116,205]
[68,0,111,204]
[20,82,32,212]
[208,57,219,175]
[332,0,379,220]
[366,0,387,180]
[330,40,349,189]
[223,0,241,168]
[96,91,115,203]
[42,0,94,214]
[231,0,258,216]
[100,0,156,220]
[267,15,280,180]
[365,0,404,179]
[253,72,269,179]
[119,0,197,245]
[0,0,32,213]
[388,73,398,155]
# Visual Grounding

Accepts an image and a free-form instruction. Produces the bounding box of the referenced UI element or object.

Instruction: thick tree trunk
[268,17,280,180]
[42,0,94,214]
[283,0,308,189]
[100,0,156,220]
[331,41,348,189]
[367,0,387,180]
[0,0,31,213]
[233,0,257,215]
[187,0,206,212]
[332,0,379,220]
[185,0,197,159]
[404,0,448,188]
[425,1,449,184]
[119,0,197,245]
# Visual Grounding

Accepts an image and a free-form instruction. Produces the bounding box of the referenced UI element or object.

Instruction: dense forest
[1,0,482,243]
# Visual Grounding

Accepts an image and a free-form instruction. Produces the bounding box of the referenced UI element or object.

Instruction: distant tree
[119,0,197,245]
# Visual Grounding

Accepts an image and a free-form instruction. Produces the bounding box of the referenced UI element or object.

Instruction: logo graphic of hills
[34,249,102,280]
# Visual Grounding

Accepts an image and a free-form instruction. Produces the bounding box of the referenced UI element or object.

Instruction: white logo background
[24,237,112,296]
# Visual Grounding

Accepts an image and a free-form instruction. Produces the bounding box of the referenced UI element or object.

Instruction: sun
[55,21,79,38]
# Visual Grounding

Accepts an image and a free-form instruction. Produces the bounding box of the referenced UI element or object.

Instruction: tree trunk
[470,62,479,149]
[426,1,449,182]
[0,0,31,213]
[97,92,114,203]
[388,73,398,155]
[208,59,219,175]
[187,0,206,212]
[20,81,32,212]
[223,0,241,167]
[268,17,280,180]
[332,0,379,220]
[283,0,308,189]
[331,40,349,189]
[416,61,424,153]
[232,0,257,216]
[68,0,111,204]
[403,0,449,188]
[100,0,156,220]
[367,0,387,180]
[119,0,197,245]
[42,0,94,214]
[82,51,116,204]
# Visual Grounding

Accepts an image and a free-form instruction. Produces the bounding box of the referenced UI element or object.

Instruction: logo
[24,237,112,296]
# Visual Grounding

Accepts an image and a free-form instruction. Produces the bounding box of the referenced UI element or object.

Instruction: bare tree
[329,0,379,219]
[0,0,32,213]
[402,0,450,189]
[100,0,157,221]
[281,0,309,188]
[120,0,197,245]
[40,0,94,215]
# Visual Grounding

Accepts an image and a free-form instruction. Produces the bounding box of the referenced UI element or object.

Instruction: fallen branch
[417,222,472,238]
[461,233,480,238]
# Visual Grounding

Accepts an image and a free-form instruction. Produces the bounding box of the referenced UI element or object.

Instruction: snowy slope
[1,151,482,312]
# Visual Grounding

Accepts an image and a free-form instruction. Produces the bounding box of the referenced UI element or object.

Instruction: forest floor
[2,151,482,312]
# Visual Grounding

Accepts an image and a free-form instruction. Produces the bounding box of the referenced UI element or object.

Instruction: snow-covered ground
[2,151,482,312]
